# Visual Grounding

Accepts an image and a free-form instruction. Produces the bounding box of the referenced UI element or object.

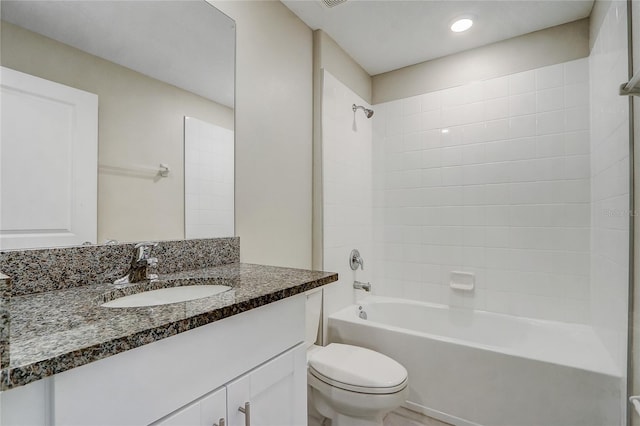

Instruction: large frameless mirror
[0,0,235,249]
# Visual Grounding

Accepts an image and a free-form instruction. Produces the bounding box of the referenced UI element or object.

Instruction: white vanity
[1,295,307,426]
[0,239,336,426]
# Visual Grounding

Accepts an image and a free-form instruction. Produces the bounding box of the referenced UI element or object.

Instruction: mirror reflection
[0,0,235,250]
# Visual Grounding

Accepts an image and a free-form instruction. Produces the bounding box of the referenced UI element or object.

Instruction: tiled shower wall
[589,0,629,372]
[322,70,373,341]
[184,117,234,239]
[372,58,591,323]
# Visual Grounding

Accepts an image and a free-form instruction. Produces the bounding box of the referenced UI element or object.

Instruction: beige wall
[312,30,372,270]
[373,18,590,104]
[211,1,314,269]
[1,21,233,244]
[315,30,372,104]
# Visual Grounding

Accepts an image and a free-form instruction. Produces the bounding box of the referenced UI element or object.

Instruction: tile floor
[309,407,453,426]
[383,407,452,426]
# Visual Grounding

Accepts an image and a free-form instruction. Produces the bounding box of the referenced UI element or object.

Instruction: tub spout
[354,281,371,292]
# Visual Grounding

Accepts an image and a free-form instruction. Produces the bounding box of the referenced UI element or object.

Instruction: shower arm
[352,104,374,118]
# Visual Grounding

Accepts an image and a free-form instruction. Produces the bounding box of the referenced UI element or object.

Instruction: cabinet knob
[213,418,225,426]
[238,402,251,426]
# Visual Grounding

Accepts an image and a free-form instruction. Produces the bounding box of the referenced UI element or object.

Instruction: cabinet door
[200,387,227,426]
[227,344,306,426]
[152,387,226,426]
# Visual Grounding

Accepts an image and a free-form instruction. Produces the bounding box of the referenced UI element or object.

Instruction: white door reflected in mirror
[0,67,98,249]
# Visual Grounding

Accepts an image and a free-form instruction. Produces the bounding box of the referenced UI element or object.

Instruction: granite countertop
[1,263,337,391]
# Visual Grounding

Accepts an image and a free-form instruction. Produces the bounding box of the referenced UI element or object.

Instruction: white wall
[589,0,629,379]
[211,1,313,269]
[321,70,372,341]
[372,58,591,323]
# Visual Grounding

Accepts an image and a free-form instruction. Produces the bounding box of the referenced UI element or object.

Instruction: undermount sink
[102,285,232,308]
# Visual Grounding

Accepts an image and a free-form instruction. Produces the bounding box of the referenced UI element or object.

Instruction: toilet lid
[308,343,407,392]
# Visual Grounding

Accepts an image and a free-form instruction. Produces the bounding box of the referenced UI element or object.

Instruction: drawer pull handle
[238,402,250,426]
[213,418,225,426]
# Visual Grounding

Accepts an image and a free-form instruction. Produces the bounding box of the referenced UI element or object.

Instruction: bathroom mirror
[0,0,235,249]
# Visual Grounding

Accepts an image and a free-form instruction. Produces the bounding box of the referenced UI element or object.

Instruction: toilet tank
[305,289,322,348]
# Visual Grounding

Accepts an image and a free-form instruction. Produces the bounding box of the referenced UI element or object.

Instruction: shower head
[352,104,374,118]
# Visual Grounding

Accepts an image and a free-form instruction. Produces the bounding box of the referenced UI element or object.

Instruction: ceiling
[1,1,235,108]
[281,0,594,76]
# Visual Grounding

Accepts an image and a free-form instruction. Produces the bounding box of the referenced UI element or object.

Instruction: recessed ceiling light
[451,17,473,33]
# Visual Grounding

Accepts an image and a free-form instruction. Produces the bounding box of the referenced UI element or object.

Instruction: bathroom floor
[309,407,452,426]
[383,408,452,426]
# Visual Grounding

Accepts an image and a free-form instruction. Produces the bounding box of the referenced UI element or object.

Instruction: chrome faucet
[113,242,159,286]
[350,249,364,270]
[353,281,371,292]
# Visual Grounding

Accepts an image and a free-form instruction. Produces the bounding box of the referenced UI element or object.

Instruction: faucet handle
[134,241,158,249]
[134,242,158,261]
[350,249,364,271]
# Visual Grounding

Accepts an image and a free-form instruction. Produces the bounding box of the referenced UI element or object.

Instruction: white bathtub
[328,297,622,426]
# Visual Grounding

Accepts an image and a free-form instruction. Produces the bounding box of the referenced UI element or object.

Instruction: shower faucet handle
[350,249,364,270]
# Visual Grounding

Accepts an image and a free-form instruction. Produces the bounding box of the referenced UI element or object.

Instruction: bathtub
[328,297,622,426]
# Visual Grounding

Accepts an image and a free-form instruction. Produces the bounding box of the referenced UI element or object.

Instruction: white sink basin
[102,285,232,308]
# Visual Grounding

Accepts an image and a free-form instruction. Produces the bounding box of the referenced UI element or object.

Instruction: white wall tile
[566,107,590,131]
[537,87,564,113]
[373,58,595,324]
[421,110,441,131]
[509,115,536,138]
[403,113,422,134]
[536,133,565,158]
[564,83,589,109]
[404,132,423,151]
[421,92,441,112]
[403,96,422,116]
[509,93,536,117]
[483,76,509,99]
[322,71,373,340]
[589,5,628,372]
[441,147,464,167]
[184,117,234,239]
[509,70,536,95]
[536,63,564,90]
[484,98,509,121]
[565,59,589,84]
[537,111,565,135]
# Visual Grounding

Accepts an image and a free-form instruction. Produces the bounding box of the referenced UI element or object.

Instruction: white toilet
[305,291,408,426]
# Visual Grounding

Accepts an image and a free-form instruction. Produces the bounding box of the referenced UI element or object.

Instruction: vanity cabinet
[153,343,306,426]
[226,343,306,426]
[1,295,307,426]
[152,387,226,426]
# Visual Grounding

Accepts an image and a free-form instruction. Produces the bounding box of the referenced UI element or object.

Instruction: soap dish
[449,271,475,291]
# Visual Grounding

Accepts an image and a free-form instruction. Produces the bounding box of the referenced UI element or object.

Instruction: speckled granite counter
[0,237,337,391]
[0,273,9,370]
[1,263,336,390]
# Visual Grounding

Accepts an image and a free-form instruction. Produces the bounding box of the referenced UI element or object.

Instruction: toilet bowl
[305,291,408,426]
